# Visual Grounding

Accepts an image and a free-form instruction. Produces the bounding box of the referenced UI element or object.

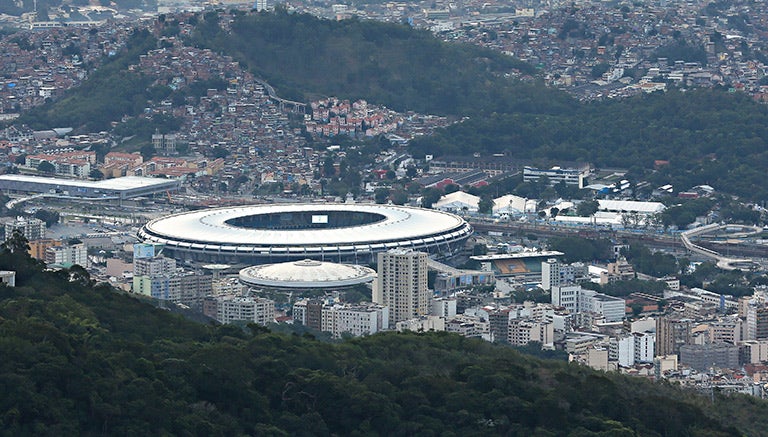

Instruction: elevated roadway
[680,224,761,271]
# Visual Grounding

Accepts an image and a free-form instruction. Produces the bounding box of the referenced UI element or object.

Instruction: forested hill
[191,11,768,200]
[189,9,573,117]
[1,244,768,435]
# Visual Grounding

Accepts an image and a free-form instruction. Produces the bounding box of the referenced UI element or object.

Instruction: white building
[217,295,275,325]
[580,290,625,323]
[133,256,176,277]
[523,165,589,188]
[492,194,536,216]
[552,285,626,323]
[634,331,655,363]
[508,318,554,347]
[5,216,46,241]
[326,303,389,338]
[542,259,587,290]
[551,285,581,312]
[45,243,88,267]
[431,297,457,318]
[396,315,445,332]
[432,191,480,214]
[375,249,429,323]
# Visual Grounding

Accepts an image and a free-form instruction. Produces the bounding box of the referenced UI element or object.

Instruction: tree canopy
[0,236,765,435]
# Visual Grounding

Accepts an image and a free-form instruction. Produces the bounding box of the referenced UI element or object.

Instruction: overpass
[679,224,760,271]
[254,78,306,114]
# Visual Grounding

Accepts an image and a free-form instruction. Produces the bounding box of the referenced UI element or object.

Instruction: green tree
[37,161,55,173]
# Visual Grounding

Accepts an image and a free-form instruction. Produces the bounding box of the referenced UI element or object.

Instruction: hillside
[188,9,571,117]
[1,244,767,435]
[11,11,768,199]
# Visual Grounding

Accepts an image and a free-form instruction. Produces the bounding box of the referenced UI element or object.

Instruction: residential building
[45,243,88,267]
[28,238,61,260]
[216,295,275,325]
[375,249,429,323]
[542,258,587,290]
[326,303,389,338]
[680,343,739,371]
[5,216,46,240]
[656,317,692,356]
[134,256,176,277]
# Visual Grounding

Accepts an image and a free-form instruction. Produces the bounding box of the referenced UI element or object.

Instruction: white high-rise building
[541,258,587,290]
[254,0,268,11]
[5,216,46,241]
[375,249,429,323]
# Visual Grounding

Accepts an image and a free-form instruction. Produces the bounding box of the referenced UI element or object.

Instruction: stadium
[137,203,473,264]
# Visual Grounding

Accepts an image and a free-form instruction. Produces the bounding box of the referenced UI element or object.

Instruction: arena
[137,203,473,264]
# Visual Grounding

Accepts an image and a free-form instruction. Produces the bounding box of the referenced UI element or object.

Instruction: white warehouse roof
[597,199,666,214]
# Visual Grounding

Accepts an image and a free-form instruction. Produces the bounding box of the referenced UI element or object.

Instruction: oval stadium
[137,203,473,264]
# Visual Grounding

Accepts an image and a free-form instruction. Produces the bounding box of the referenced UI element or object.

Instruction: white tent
[433,191,480,213]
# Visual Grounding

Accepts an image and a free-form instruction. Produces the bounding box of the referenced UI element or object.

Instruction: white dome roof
[239,259,376,289]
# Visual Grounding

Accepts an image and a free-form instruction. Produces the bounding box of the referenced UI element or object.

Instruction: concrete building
[326,303,389,338]
[134,256,176,277]
[375,249,429,323]
[5,216,45,241]
[508,319,553,347]
[431,298,457,318]
[680,343,739,371]
[709,318,742,344]
[45,243,87,267]
[551,285,580,312]
[656,317,693,357]
[523,165,589,188]
[395,315,445,332]
[216,295,275,325]
[739,340,768,365]
[552,285,625,323]
[28,238,61,260]
[541,258,587,290]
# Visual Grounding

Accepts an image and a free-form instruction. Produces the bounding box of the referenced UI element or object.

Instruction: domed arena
[137,203,473,265]
[239,259,376,290]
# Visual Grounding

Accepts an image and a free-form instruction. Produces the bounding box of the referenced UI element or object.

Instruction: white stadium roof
[138,203,473,263]
[239,259,376,289]
[0,174,177,191]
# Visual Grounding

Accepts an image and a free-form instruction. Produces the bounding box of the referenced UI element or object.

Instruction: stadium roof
[0,174,178,191]
[140,203,469,247]
[239,259,376,289]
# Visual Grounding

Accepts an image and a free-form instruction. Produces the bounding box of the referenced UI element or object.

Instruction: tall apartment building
[656,317,692,356]
[45,243,88,267]
[541,258,587,290]
[5,217,46,241]
[375,249,429,323]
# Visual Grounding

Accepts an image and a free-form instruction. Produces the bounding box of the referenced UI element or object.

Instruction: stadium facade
[138,203,473,264]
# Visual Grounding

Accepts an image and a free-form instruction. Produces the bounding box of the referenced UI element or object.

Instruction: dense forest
[0,237,767,435]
